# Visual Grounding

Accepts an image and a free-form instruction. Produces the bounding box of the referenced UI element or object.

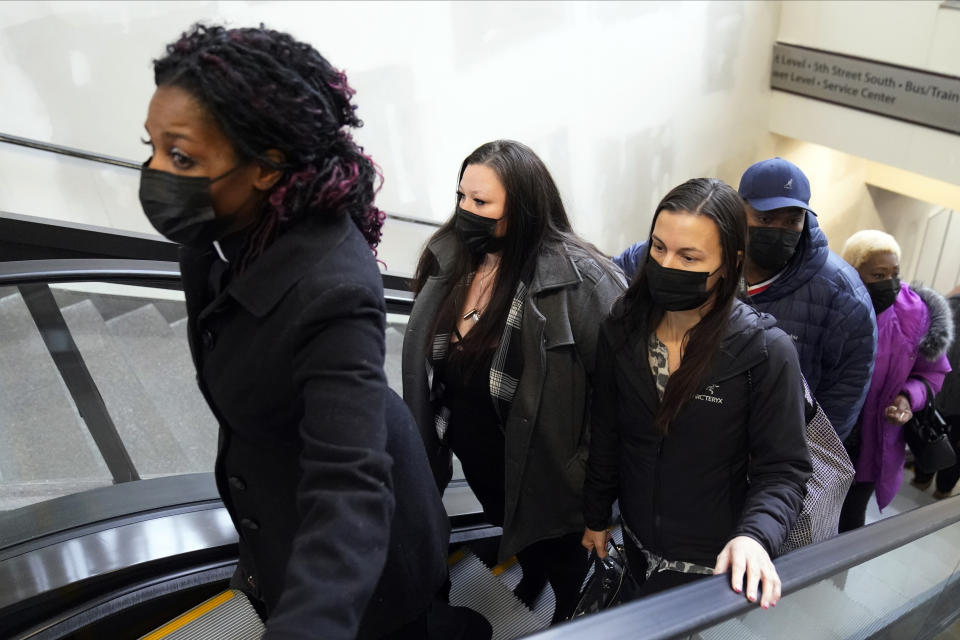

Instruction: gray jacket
[402,232,626,561]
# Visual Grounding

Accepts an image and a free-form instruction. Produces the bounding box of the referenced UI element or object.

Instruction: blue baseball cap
[738,157,816,215]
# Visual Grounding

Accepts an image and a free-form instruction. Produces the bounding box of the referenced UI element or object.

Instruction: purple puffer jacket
[855,283,953,509]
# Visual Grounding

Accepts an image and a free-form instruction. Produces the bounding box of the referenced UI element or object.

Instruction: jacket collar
[426,230,459,275]
[427,232,583,293]
[706,299,775,380]
[186,214,354,319]
[530,246,582,293]
[901,283,954,360]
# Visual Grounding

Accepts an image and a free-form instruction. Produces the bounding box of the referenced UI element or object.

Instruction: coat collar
[530,246,582,293]
[702,299,772,382]
[909,282,955,360]
[426,230,459,275]
[427,232,583,294]
[184,214,354,319]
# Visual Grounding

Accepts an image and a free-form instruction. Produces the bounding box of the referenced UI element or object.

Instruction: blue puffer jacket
[613,214,877,440]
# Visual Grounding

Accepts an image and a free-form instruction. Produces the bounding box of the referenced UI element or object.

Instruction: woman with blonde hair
[838,229,953,531]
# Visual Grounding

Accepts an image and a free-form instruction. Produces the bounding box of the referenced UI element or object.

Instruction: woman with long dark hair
[402,140,625,622]
[582,178,811,609]
[139,24,458,639]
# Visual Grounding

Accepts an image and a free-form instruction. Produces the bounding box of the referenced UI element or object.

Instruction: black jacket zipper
[653,436,664,553]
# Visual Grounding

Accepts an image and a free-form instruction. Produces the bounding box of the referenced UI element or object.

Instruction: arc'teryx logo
[694,384,723,405]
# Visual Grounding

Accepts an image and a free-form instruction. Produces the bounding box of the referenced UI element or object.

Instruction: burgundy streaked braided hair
[154,24,384,270]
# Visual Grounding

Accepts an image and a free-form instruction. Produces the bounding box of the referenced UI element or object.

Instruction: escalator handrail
[530,495,960,639]
[0,258,414,308]
[0,474,222,554]
[0,258,182,285]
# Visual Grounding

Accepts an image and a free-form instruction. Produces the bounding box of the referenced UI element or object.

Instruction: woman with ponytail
[581,178,811,610]
[140,24,462,639]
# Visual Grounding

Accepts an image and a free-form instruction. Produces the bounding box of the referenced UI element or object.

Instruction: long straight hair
[412,140,613,360]
[618,178,747,435]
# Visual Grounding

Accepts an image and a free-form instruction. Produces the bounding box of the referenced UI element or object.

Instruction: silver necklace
[463,265,497,323]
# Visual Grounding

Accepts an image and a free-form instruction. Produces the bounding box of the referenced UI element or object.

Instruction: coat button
[229,476,246,491]
[202,329,215,350]
[240,518,260,531]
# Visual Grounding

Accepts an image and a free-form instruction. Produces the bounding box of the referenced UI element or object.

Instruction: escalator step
[105,303,218,471]
[449,551,547,640]
[138,589,263,640]
[0,292,111,508]
[61,299,194,476]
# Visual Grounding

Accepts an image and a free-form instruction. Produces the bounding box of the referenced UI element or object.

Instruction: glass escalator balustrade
[1,281,217,512]
[0,277,471,511]
[695,518,960,640]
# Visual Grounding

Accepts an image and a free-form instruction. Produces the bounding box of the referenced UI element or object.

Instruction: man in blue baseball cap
[613,158,877,440]
[738,157,813,281]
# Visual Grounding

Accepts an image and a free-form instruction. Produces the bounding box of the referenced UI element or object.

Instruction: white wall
[770,1,960,186]
[771,135,884,255]
[0,0,783,268]
[777,1,959,76]
[866,188,956,290]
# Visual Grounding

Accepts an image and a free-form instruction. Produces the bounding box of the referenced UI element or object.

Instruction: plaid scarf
[431,273,530,442]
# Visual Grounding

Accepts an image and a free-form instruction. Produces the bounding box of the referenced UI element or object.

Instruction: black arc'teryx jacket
[584,299,812,565]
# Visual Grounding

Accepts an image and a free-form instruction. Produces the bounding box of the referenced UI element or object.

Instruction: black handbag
[570,543,637,619]
[903,378,956,473]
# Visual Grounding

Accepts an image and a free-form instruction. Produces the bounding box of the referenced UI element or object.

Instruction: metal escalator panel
[0,497,239,640]
[137,589,263,640]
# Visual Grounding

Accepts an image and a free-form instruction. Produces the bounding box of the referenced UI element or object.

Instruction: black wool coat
[180,213,448,640]
[584,300,813,565]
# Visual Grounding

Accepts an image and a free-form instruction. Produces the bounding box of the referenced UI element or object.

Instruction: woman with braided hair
[139,24,480,639]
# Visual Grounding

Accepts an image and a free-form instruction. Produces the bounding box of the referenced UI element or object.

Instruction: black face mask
[747,227,802,272]
[645,257,721,311]
[139,160,241,247]
[454,207,505,254]
[866,277,901,315]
